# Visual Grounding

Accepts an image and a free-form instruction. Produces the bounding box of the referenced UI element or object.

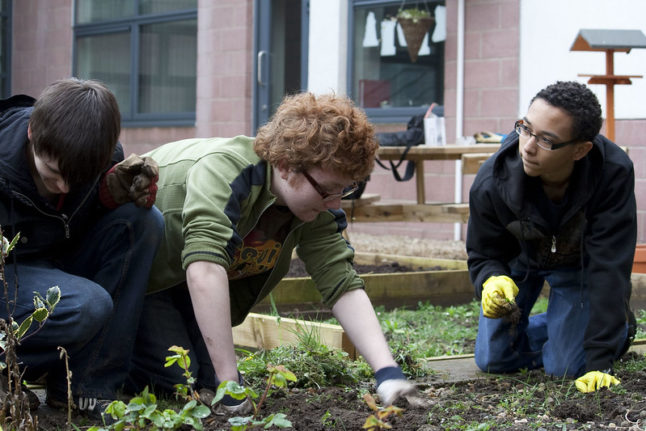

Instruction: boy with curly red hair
[129,92,415,411]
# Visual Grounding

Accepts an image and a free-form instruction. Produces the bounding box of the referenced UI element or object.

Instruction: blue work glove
[213,372,252,414]
[375,366,416,405]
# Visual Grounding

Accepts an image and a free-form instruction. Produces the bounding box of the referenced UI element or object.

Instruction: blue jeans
[1,204,164,399]
[127,285,216,395]
[475,266,593,377]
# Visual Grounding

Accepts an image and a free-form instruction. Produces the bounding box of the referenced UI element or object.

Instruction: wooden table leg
[415,160,425,204]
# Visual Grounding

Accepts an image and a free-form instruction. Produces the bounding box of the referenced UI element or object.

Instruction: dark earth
[26,260,646,429]
[286,259,444,278]
[33,353,646,430]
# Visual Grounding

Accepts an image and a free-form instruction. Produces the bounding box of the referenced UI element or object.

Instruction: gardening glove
[575,371,620,393]
[99,154,159,209]
[375,366,416,405]
[212,373,253,415]
[481,275,519,319]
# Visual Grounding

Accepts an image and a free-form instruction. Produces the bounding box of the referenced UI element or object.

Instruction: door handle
[257,51,268,86]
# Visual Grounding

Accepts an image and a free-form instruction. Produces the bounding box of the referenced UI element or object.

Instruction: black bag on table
[342,113,424,201]
[374,113,425,182]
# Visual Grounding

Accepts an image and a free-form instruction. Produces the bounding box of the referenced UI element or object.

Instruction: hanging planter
[397,7,434,63]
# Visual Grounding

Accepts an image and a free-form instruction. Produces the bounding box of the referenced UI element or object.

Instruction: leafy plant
[396,7,431,22]
[237,342,371,390]
[88,346,211,431]
[214,364,296,431]
[0,231,60,431]
[361,392,403,430]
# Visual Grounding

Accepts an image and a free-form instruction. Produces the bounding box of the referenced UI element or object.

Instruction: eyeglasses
[301,170,359,202]
[514,120,578,151]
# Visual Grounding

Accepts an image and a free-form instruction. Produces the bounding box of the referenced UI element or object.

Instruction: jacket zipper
[13,176,98,239]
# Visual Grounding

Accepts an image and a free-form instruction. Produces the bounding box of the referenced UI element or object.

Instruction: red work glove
[99,154,159,209]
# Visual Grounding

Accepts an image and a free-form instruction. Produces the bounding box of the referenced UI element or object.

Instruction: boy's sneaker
[0,374,40,411]
[46,392,113,421]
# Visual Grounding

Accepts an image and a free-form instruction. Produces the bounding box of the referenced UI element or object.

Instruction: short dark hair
[531,81,602,142]
[29,78,121,185]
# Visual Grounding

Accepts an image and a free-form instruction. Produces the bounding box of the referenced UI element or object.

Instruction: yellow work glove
[575,371,620,393]
[481,275,519,318]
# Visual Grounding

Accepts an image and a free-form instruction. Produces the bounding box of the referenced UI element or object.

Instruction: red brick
[464,32,482,60]
[480,88,518,117]
[481,29,519,58]
[464,59,501,88]
[464,89,481,117]
[466,3,501,32]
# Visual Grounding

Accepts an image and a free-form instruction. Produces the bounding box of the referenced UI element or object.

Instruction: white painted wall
[308,0,348,95]
[520,0,646,119]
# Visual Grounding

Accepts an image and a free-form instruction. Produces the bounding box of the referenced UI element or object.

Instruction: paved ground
[422,340,646,383]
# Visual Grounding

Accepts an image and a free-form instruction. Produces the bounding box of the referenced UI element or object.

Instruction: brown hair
[29,78,121,185]
[254,92,377,181]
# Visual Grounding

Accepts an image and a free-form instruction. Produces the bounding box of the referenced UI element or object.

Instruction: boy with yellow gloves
[467,81,636,393]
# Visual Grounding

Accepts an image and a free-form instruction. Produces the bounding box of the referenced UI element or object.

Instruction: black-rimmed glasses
[301,170,358,202]
[515,120,578,151]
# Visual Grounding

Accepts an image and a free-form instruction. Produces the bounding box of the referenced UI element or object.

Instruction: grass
[304,296,645,379]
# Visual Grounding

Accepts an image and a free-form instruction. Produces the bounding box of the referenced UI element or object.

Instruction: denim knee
[61,286,113,342]
[129,205,164,242]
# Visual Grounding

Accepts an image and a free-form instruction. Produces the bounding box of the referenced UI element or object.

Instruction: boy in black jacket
[466,81,636,393]
[0,78,163,417]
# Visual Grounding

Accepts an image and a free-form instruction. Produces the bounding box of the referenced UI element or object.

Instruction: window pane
[139,0,197,15]
[139,19,197,114]
[75,32,131,116]
[76,0,136,24]
[353,2,445,110]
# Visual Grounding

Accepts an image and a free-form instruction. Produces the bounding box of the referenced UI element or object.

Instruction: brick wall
[349,0,521,241]
[616,120,646,243]
[193,0,254,142]
[12,0,73,96]
[10,0,255,157]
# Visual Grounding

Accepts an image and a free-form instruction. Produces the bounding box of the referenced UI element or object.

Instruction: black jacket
[0,95,124,260]
[466,132,637,373]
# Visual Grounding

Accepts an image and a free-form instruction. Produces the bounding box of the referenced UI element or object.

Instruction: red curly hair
[254,92,377,181]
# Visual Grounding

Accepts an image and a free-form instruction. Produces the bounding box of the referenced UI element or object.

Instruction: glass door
[253,0,308,132]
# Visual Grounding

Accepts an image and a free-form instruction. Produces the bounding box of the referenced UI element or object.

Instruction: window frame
[73,6,198,127]
[0,0,11,98]
[347,0,444,123]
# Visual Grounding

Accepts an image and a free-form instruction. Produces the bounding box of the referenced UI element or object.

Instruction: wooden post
[605,50,615,141]
[415,160,425,204]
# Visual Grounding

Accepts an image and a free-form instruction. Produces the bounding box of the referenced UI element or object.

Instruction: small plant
[361,393,403,430]
[214,364,296,431]
[89,346,211,431]
[0,231,60,431]
[396,7,431,22]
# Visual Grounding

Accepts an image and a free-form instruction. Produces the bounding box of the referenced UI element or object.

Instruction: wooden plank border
[232,313,356,359]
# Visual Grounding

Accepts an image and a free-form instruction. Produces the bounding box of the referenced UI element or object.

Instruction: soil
[23,236,646,429]
[33,353,646,430]
[286,258,443,278]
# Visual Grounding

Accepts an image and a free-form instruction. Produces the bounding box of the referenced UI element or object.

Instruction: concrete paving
[421,339,646,384]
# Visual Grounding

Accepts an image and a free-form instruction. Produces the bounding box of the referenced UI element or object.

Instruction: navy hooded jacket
[0,95,124,260]
[466,131,637,373]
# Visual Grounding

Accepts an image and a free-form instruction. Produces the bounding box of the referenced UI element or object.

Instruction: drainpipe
[453,0,465,241]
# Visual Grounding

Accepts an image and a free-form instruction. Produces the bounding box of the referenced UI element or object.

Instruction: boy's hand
[375,365,417,405]
[100,154,159,209]
[575,371,620,393]
[482,275,518,318]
